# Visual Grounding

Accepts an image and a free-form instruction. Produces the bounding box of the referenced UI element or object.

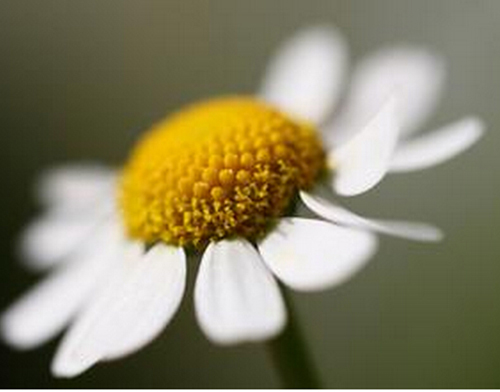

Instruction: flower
[1,26,483,378]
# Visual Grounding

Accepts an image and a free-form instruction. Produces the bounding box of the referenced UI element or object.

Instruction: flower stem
[267,287,321,388]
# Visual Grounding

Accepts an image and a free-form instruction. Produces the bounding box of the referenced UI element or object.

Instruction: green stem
[267,287,322,388]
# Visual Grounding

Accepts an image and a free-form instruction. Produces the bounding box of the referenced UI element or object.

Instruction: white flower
[1,26,483,378]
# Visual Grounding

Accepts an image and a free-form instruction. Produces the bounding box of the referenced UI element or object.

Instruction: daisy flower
[1,26,483,378]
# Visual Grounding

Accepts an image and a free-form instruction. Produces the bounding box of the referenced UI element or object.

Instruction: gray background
[0,0,499,388]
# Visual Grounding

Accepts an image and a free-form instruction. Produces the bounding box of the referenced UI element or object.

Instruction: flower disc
[120,97,325,247]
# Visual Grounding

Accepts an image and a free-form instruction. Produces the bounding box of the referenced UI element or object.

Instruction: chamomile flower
[1,26,483,378]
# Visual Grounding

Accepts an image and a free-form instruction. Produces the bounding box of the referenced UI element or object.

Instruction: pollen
[119,97,325,248]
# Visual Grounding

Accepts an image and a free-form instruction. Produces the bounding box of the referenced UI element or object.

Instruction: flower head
[120,97,325,247]
[1,26,483,377]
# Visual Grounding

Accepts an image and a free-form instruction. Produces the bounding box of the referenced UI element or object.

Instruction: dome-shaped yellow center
[119,97,325,248]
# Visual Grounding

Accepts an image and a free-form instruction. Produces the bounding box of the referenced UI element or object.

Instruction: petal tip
[0,307,46,351]
[201,312,287,346]
[50,356,95,379]
[0,312,24,350]
[466,116,486,140]
[194,239,286,346]
[411,225,445,243]
[259,218,379,292]
[259,24,348,124]
[390,115,485,173]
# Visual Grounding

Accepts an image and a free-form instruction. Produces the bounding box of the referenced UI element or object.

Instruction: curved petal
[300,191,443,242]
[342,47,445,138]
[51,243,186,378]
[36,164,117,212]
[331,97,399,196]
[1,222,123,350]
[390,117,484,173]
[194,239,286,345]
[258,218,378,291]
[259,26,348,125]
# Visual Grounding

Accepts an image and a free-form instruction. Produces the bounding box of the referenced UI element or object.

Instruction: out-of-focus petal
[390,117,484,172]
[341,47,445,138]
[51,243,186,378]
[259,26,348,125]
[1,222,124,350]
[258,218,377,291]
[194,239,285,345]
[36,164,117,212]
[18,212,114,271]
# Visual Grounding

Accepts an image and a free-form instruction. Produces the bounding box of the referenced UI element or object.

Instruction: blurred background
[0,0,499,388]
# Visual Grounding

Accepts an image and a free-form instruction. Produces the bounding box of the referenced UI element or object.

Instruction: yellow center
[119,97,325,248]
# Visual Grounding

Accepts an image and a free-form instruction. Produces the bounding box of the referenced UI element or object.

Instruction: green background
[1,0,499,388]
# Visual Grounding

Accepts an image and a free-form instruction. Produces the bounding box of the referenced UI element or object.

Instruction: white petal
[343,47,445,137]
[259,26,348,125]
[258,218,378,291]
[1,223,123,350]
[390,117,484,173]
[18,212,111,271]
[331,97,399,196]
[300,191,443,242]
[194,239,286,345]
[51,243,186,378]
[36,164,117,212]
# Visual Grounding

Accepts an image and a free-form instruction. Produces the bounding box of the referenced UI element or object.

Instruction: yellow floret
[119,97,325,248]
